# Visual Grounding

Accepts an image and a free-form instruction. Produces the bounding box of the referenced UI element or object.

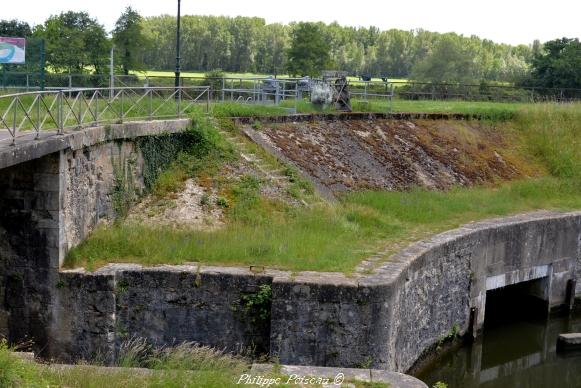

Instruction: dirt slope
[246,119,537,193]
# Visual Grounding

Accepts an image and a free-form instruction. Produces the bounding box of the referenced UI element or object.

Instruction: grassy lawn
[0,340,388,388]
[133,70,408,84]
[66,103,581,273]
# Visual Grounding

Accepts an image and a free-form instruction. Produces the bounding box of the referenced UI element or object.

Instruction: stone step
[557,333,581,352]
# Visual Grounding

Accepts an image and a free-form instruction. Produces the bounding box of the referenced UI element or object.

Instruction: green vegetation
[527,38,581,89]
[113,7,150,75]
[0,14,550,84]
[0,340,46,387]
[1,340,387,388]
[211,102,289,117]
[67,103,581,273]
[287,22,331,77]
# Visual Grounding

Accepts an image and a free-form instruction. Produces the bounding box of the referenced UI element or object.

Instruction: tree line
[0,10,580,88]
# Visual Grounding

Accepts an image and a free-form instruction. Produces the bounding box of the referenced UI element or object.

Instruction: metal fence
[0,86,210,145]
[3,71,581,103]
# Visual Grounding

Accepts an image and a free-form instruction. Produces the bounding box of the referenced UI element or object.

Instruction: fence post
[148,89,153,121]
[120,90,124,121]
[36,95,41,138]
[78,91,83,128]
[206,87,210,113]
[12,97,17,145]
[95,91,100,124]
[58,91,64,134]
[177,87,182,118]
[221,77,225,102]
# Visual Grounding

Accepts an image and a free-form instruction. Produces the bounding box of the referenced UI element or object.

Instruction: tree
[528,38,581,89]
[34,11,110,74]
[287,22,330,77]
[411,34,479,83]
[0,19,32,37]
[113,7,149,75]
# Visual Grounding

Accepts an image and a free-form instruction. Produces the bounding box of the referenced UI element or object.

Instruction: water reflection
[417,312,581,388]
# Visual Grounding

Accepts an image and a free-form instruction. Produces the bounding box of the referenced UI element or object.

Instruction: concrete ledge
[231,112,482,126]
[251,364,428,387]
[557,333,581,352]
[0,119,191,170]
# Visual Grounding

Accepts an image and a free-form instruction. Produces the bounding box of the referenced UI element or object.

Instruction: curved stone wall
[48,211,581,372]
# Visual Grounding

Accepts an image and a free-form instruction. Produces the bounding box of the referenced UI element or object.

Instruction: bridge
[0,89,579,370]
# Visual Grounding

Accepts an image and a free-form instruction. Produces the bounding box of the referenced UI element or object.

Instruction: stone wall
[46,212,581,372]
[63,141,146,251]
[52,265,275,362]
[0,153,63,349]
[0,119,192,355]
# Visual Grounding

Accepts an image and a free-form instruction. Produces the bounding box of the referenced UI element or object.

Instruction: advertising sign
[0,37,26,64]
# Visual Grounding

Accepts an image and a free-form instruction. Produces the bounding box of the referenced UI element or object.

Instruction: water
[416,311,581,388]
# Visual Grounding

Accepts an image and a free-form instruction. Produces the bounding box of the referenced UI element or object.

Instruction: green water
[416,311,581,388]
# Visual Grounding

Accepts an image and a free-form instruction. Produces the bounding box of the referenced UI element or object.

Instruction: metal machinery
[322,71,352,112]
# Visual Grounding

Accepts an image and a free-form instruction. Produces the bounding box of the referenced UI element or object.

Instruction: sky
[3,0,581,45]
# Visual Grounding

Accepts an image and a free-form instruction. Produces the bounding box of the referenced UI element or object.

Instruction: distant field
[133,70,408,83]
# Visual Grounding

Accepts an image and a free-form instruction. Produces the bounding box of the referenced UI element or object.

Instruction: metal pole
[58,91,64,134]
[110,46,115,100]
[174,0,182,90]
[39,39,46,91]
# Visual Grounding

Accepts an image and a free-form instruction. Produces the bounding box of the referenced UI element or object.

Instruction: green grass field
[0,340,387,388]
[66,103,581,273]
[133,70,408,84]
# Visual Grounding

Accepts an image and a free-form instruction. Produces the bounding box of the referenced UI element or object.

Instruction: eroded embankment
[244,118,540,193]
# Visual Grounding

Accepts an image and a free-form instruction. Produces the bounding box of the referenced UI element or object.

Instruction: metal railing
[0,86,210,145]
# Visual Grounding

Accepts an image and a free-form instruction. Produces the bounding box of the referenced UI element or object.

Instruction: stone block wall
[62,141,146,251]
[0,120,192,354]
[51,265,274,362]
[47,212,581,371]
[0,153,63,349]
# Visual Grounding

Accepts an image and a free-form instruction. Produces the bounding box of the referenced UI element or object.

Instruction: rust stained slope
[253,119,536,193]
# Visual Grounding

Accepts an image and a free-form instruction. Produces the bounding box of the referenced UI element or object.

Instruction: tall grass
[67,177,581,273]
[65,102,581,273]
[514,103,581,180]
[39,340,250,388]
[0,341,47,387]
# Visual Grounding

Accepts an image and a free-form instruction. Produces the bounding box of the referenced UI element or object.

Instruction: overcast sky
[4,0,580,45]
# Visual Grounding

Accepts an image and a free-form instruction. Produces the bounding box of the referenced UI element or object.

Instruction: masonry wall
[0,153,63,351]
[0,119,192,354]
[46,213,581,371]
[62,141,146,251]
[50,266,274,362]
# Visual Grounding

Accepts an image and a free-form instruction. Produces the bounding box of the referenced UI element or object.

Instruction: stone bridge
[0,117,579,374]
[0,120,191,354]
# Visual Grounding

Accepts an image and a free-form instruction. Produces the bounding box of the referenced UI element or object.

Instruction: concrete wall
[42,212,581,371]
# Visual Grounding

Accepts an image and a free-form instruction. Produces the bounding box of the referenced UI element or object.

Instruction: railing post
[78,91,83,128]
[36,95,41,139]
[120,89,125,122]
[221,77,225,102]
[12,97,17,146]
[95,91,100,124]
[177,87,182,118]
[58,91,64,134]
[206,87,210,113]
[148,89,153,121]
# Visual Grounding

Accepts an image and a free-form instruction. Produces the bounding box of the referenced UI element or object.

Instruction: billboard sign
[0,37,26,64]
